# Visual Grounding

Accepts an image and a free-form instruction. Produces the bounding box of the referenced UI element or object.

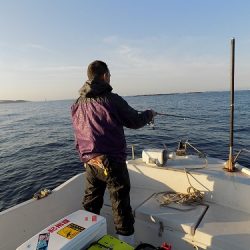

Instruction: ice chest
[17,210,107,250]
[88,235,134,250]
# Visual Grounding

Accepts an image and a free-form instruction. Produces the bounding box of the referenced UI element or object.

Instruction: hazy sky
[0,0,249,101]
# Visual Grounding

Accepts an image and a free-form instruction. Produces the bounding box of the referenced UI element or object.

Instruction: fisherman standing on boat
[71,60,156,245]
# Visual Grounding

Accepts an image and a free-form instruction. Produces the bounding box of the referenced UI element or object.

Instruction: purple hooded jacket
[71,79,153,163]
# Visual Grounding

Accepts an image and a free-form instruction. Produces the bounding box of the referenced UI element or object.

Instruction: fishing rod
[147,111,207,130]
[155,112,207,121]
[139,110,207,121]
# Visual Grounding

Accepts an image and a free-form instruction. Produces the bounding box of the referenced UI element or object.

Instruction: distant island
[0,100,29,104]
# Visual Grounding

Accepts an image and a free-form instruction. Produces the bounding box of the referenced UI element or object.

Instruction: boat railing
[234,148,250,163]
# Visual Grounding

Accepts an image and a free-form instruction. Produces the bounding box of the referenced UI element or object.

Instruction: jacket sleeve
[112,94,154,129]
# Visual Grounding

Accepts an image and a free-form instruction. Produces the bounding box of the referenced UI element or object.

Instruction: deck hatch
[135,194,208,235]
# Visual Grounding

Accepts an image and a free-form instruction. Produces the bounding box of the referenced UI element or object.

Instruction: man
[71,60,156,245]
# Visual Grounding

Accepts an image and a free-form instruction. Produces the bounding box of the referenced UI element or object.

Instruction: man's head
[87,60,111,84]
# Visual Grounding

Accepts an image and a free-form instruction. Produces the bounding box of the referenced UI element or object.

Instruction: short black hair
[87,60,109,80]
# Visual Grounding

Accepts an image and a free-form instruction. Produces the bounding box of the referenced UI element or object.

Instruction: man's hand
[151,109,157,118]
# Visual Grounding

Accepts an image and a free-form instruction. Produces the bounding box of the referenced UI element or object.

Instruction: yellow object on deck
[87,234,134,250]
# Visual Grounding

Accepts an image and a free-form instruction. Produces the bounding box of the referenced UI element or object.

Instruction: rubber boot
[118,234,135,246]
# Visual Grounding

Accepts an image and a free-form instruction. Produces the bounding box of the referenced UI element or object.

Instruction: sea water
[0,90,249,212]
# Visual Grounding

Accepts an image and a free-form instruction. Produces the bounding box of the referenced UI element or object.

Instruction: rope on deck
[155,168,207,207]
[155,187,204,207]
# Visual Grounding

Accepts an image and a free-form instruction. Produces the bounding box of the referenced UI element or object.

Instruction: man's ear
[99,74,105,81]
[103,73,109,81]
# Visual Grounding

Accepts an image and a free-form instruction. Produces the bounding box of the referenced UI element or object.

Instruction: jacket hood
[79,79,113,98]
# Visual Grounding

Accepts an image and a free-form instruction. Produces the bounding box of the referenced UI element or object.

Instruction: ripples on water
[0,90,249,211]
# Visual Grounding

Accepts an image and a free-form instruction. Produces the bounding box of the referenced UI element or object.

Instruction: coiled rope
[155,168,207,207]
[155,187,204,206]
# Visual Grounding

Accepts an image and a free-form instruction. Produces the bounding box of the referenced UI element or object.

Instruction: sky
[0,0,250,101]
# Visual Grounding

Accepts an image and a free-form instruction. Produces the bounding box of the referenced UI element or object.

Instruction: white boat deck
[194,202,250,250]
[129,156,250,249]
[1,155,250,249]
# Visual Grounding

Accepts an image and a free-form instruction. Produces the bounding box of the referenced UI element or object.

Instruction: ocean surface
[0,90,249,212]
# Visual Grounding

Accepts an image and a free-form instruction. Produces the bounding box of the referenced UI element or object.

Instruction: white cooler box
[17,210,107,250]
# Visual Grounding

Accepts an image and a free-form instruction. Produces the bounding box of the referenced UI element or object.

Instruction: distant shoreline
[130,91,203,97]
[0,100,29,104]
[128,89,249,97]
[1,90,248,103]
